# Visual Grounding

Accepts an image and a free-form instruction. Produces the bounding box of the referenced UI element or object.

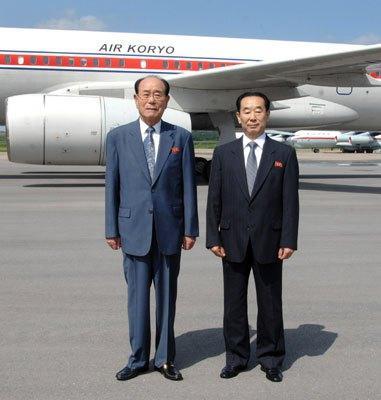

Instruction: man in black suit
[206,92,299,382]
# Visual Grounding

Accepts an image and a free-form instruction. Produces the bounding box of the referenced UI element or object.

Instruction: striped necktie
[246,141,258,195]
[143,126,155,181]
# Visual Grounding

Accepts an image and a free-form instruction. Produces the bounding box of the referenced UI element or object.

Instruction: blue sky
[0,0,380,44]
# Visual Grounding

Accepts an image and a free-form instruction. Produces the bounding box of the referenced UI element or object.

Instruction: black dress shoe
[260,366,283,382]
[115,365,149,381]
[220,364,246,379]
[154,362,183,381]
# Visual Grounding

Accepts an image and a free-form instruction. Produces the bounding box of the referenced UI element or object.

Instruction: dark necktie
[143,126,155,181]
[246,141,258,195]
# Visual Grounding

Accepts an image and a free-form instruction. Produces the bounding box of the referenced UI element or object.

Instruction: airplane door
[336,87,353,95]
[44,95,102,165]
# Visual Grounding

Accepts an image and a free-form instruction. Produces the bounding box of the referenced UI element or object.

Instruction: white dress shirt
[139,119,161,162]
[242,132,266,167]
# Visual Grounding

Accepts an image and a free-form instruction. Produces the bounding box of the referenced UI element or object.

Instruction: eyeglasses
[138,92,166,101]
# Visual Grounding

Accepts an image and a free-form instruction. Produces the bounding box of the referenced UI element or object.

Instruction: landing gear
[313,148,320,153]
[203,160,212,181]
[194,157,212,182]
[209,112,237,145]
[195,157,208,176]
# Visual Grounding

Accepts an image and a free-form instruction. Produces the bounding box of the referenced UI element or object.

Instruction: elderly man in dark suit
[206,92,299,382]
[105,76,198,381]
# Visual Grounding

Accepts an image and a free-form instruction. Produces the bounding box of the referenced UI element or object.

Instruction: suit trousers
[222,240,285,369]
[123,229,180,369]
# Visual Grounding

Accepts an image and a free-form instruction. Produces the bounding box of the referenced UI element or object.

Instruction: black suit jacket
[206,136,299,264]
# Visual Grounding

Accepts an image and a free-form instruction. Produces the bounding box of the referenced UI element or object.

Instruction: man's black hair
[236,92,270,111]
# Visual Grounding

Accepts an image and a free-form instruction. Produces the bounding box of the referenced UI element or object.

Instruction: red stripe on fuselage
[0,52,239,72]
[294,137,337,140]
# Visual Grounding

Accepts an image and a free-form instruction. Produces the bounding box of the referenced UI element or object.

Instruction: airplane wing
[44,44,381,97]
[167,44,381,89]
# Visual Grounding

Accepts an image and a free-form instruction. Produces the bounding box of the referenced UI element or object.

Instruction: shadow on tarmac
[300,174,381,179]
[23,183,105,188]
[0,173,105,180]
[299,181,381,194]
[281,324,338,371]
[22,171,103,174]
[1,170,379,192]
[21,180,381,193]
[175,324,337,372]
[0,171,208,186]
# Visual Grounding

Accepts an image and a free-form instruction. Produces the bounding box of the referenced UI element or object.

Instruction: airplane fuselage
[1,26,373,127]
[2,27,381,166]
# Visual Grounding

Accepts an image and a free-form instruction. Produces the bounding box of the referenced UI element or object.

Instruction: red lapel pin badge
[274,160,283,168]
[171,146,182,154]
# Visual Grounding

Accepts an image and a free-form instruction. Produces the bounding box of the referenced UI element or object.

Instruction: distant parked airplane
[267,130,381,153]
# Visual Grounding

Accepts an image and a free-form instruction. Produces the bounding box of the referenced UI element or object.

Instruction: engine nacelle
[349,133,373,145]
[6,94,191,165]
[269,97,359,129]
[335,132,356,143]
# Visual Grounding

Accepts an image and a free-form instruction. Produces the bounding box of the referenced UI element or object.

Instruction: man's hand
[210,245,226,258]
[278,247,294,260]
[182,236,196,250]
[106,237,121,250]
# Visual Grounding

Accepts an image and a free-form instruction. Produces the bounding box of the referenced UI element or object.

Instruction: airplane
[268,130,381,153]
[2,26,381,166]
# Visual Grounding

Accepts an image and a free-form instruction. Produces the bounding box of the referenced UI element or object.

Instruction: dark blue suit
[206,136,299,369]
[105,119,198,368]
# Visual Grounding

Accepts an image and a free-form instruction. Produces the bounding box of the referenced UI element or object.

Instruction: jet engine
[349,133,373,145]
[6,94,191,165]
[269,97,359,129]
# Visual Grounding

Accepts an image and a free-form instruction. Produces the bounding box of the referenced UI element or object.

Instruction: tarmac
[0,152,380,400]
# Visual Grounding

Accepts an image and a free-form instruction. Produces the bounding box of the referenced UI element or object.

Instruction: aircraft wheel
[195,157,207,176]
[203,160,212,182]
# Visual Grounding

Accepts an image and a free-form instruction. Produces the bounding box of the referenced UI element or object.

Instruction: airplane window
[220,63,226,67]
[80,58,87,67]
[18,56,24,65]
[30,56,37,65]
[163,60,169,69]
[174,61,181,69]
[186,62,192,70]
[119,59,125,67]
[55,57,62,65]
[43,56,49,65]
[209,63,215,69]
[104,58,111,67]
[5,55,11,64]
[68,58,75,66]
[93,58,99,67]
[140,60,147,68]
[198,62,203,70]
